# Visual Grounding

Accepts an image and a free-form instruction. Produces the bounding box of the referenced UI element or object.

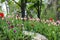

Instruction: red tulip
[0,12,4,18]
[49,18,53,21]
[9,25,14,29]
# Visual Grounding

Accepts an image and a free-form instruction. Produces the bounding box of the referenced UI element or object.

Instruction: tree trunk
[37,0,42,19]
[21,0,26,18]
[37,1,40,19]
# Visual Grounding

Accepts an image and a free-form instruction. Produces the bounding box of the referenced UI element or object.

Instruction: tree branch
[12,0,21,7]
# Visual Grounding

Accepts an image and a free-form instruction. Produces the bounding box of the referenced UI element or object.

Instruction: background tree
[56,0,60,20]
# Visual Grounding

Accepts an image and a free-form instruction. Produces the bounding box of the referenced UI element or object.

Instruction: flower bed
[0,14,60,40]
[24,20,60,40]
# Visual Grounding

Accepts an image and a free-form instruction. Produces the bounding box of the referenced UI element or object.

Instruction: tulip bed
[0,17,32,40]
[24,20,60,40]
[0,14,60,40]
